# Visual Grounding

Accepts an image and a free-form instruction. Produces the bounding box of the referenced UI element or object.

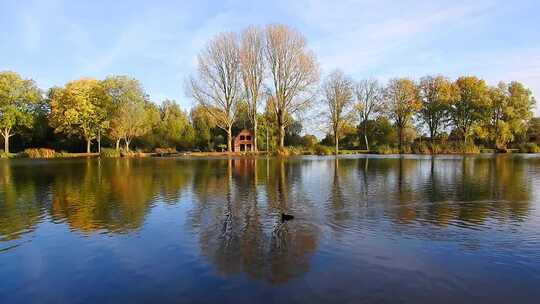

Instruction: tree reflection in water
[0,155,537,287]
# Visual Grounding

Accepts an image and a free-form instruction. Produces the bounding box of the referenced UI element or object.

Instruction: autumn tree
[0,71,42,153]
[49,78,109,153]
[450,76,490,143]
[321,70,354,155]
[110,99,153,151]
[240,26,265,152]
[264,24,319,148]
[384,78,420,152]
[102,76,148,151]
[418,75,456,142]
[355,79,383,150]
[189,32,242,152]
[487,81,535,148]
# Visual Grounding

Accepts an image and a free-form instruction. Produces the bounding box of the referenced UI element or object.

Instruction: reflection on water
[1,155,539,303]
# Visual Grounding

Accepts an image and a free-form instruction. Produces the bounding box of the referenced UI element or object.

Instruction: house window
[246,136,251,141]
[240,135,245,140]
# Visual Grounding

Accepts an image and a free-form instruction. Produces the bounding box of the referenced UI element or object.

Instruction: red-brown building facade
[233,129,254,152]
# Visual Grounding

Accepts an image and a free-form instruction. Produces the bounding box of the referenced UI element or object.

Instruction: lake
[1,155,539,303]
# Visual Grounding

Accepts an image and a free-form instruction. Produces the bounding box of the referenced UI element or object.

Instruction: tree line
[0,24,537,154]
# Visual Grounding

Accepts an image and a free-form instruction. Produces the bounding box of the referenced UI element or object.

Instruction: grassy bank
[2,143,539,159]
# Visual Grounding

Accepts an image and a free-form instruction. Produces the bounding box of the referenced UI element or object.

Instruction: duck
[281,213,295,222]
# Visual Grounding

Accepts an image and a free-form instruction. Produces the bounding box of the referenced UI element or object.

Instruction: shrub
[275,147,290,157]
[23,148,56,158]
[287,146,304,156]
[121,149,147,158]
[0,149,10,158]
[155,147,177,155]
[314,145,333,155]
[411,142,431,154]
[100,148,121,158]
[519,143,540,153]
[375,145,398,154]
[460,142,480,154]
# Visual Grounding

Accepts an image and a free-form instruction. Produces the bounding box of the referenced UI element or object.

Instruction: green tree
[49,78,110,153]
[384,78,420,152]
[528,117,540,143]
[102,76,148,151]
[190,105,216,151]
[418,75,456,142]
[155,100,194,149]
[0,71,42,153]
[449,76,489,143]
[111,100,154,151]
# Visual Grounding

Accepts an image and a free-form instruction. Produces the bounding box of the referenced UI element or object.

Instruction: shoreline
[1,150,539,160]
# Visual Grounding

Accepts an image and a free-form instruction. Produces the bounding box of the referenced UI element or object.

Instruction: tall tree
[0,71,42,153]
[264,24,319,148]
[418,75,456,142]
[450,76,489,143]
[49,78,109,153]
[384,78,420,152]
[355,79,383,150]
[321,70,354,155]
[240,26,265,152]
[102,76,148,151]
[189,32,242,152]
[191,105,216,151]
[487,81,535,148]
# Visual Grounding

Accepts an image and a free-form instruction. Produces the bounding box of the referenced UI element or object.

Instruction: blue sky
[1,0,539,115]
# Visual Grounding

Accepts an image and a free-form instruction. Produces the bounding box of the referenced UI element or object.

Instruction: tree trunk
[363,121,369,151]
[86,139,91,154]
[279,125,285,148]
[115,139,120,151]
[2,129,10,154]
[227,126,232,153]
[335,131,339,155]
[278,113,285,149]
[97,131,101,154]
[253,120,258,152]
[398,127,403,154]
[125,138,131,152]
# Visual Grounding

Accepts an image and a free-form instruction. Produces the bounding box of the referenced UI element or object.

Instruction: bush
[460,142,480,154]
[0,149,10,158]
[121,149,147,158]
[287,146,304,156]
[375,145,398,154]
[100,148,121,158]
[22,148,56,158]
[155,147,177,155]
[411,142,431,154]
[519,143,540,153]
[314,145,333,155]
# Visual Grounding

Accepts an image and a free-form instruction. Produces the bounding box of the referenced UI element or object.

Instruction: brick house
[233,129,254,152]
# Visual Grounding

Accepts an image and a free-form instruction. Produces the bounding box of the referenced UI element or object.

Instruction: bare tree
[264,24,319,148]
[190,32,241,152]
[321,70,354,155]
[240,26,265,152]
[355,79,383,151]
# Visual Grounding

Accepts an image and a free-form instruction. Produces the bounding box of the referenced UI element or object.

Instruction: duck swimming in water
[281,213,294,222]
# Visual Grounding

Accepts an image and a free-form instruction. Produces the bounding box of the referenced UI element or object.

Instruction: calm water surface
[1,155,539,303]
